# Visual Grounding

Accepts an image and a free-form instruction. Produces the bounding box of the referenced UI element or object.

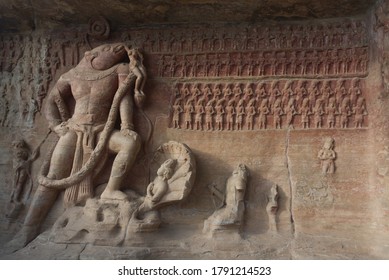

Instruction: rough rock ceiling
[0,0,378,33]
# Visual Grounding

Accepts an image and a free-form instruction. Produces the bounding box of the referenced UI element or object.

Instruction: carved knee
[122,137,141,155]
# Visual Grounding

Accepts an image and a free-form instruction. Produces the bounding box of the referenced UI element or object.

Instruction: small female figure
[273,98,283,129]
[318,137,336,174]
[184,99,195,130]
[172,100,183,129]
[299,97,312,129]
[258,98,270,129]
[225,100,235,130]
[194,98,205,130]
[215,99,225,131]
[245,98,256,130]
[236,99,245,130]
[205,100,215,130]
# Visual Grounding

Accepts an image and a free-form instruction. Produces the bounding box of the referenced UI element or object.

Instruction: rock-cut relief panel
[158,48,368,78]
[147,19,368,79]
[169,79,368,131]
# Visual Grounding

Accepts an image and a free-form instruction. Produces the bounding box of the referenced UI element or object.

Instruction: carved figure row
[158,48,368,78]
[0,33,89,128]
[123,19,367,54]
[170,79,368,130]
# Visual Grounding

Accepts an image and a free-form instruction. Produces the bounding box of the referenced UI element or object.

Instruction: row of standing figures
[159,48,368,78]
[171,91,367,131]
[130,20,367,54]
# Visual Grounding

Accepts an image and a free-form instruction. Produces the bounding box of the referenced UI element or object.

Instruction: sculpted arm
[45,76,71,134]
[119,93,135,131]
[117,64,135,131]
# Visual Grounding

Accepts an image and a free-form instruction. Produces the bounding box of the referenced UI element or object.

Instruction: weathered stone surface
[1,0,389,260]
[0,0,377,32]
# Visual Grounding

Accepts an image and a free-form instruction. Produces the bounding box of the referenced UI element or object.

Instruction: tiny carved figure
[212,83,223,103]
[205,100,215,131]
[353,96,367,128]
[339,98,351,128]
[233,83,242,104]
[273,98,283,129]
[245,98,256,130]
[194,98,205,130]
[281,81,294,109]
[191,83,202,101]
[184,99,195,129]
[124,47,147,101]
[202,84,213,100]
[236,99,245,130]
[299,98,312,129]
[222,83,233,100]
[349,78,361,106]
[295,80,307,108]
[269,81,281,112]
[9,140,38,204]
[326,98,338,128]
[318,137,336,174]
[172,100,183,129]
[322,80,333,106]
[215,99,225,131]
[243,83,254,101]
[285,98,297,129]
[225,99,235,131]
[334,79,346,106]
[258,98,270,129]
[266,184,279,233]
[255,82,267,99]
[313,98,325,128]
[308,80,320,107]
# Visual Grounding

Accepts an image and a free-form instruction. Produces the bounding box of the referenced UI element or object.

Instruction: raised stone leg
[2,132,77,253]
[100,130,141,200]
[2,185,59,254]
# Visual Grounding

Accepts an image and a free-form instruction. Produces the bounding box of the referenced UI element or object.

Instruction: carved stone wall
[0,6,388,259]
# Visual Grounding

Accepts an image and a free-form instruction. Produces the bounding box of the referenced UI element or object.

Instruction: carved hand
[134,91,146,108]
[53,122,69,137]
[121,128,139,141]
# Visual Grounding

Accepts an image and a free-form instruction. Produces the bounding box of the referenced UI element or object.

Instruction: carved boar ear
[84,51,96,62]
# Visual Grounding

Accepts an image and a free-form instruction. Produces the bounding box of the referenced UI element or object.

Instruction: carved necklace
[72,63,120,81]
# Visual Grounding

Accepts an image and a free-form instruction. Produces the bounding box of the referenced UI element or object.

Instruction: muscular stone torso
[60,66,126,125]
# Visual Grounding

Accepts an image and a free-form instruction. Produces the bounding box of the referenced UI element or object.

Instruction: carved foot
[100,190,128,201]
[1,225,39,255]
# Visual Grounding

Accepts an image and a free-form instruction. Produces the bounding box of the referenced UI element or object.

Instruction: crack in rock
[285,128,296,236]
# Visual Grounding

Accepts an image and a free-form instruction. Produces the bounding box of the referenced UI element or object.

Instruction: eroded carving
[124,19,367,54]
[266,184,279,233]
[318,137,336,174]
[158,48,368,78]
[9,140,35,203]
[203,164,249,235]
[296,180,334,207]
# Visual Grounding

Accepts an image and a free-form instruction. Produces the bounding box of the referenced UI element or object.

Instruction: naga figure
[6,43,146,251]
[130,141,196,232]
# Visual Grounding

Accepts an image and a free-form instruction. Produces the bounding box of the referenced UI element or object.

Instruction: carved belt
[64,119,105,207]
